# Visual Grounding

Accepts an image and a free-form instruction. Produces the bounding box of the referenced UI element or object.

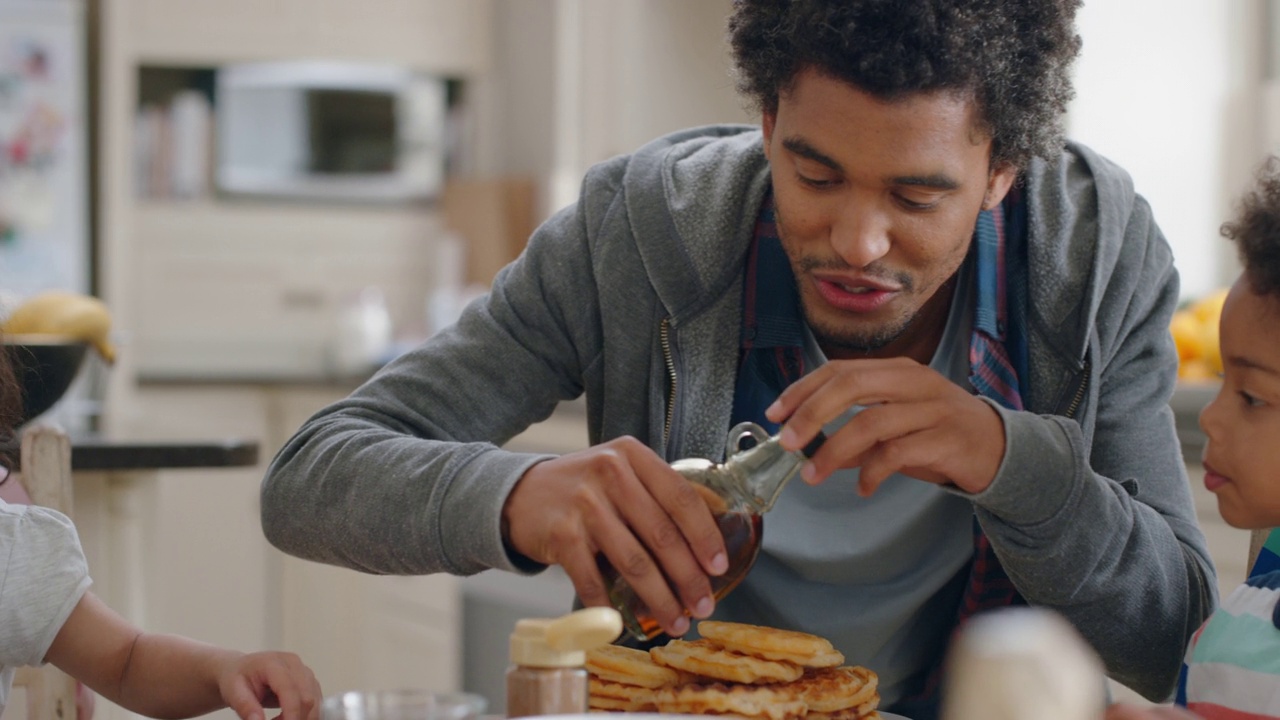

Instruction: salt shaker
[505,606,622,718]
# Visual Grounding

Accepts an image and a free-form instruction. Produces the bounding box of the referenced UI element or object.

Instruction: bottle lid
[509,607,623,667]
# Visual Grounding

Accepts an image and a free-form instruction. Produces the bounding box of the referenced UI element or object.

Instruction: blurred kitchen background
[0,0,1270,716]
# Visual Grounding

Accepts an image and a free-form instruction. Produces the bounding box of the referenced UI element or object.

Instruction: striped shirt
[1176,528,1280,718]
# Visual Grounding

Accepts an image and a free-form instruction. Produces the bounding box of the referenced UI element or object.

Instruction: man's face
[1199,279,1280,529]
[762,68,1016,360]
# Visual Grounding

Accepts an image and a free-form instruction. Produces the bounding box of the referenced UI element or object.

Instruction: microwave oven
[215,61,447,202]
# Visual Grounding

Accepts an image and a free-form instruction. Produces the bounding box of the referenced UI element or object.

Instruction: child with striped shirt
[1174,157,1280,717]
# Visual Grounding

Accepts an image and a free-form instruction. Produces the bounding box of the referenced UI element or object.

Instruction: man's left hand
[766,357,1006,495]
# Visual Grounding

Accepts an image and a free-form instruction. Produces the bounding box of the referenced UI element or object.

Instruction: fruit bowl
[3,336,89,426]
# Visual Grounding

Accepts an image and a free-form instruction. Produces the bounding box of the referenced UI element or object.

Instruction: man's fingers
[858,428,952,496]
[589,519,688,636]
[624,441,727,576]
[584,445,716,621]
[804,402,942,483]
[557,530,611,609]
[770,359,938,453]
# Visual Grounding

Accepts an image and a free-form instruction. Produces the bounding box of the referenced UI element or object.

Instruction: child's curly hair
[1221,157,1280,299]
[727,0,1082,169]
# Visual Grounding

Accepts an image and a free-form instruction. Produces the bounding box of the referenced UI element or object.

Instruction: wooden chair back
[9,426,77,720]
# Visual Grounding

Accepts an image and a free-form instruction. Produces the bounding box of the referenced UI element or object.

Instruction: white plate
[509,707,911,712]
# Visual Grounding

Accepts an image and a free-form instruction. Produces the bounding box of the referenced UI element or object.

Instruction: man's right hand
[501,436,729,637]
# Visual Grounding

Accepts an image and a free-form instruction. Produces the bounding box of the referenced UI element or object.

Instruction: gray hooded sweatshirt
[261,125,1215,702]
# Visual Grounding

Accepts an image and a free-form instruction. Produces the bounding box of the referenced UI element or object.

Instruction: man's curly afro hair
[1222,157,1280,300]
[728,0,1082,168]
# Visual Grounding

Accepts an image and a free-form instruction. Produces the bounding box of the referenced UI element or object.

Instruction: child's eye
[1240,390,1265,408]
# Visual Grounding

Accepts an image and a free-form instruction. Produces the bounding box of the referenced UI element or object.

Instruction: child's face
[1199,278,1280,529]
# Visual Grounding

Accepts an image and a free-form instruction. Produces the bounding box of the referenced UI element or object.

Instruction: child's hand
[217,651,323,720]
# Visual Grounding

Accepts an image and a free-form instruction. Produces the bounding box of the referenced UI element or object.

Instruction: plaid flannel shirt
[730,188,1029,712]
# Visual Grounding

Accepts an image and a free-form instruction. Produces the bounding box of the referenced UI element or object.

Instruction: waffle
[586,622,880,718]
[650,637,805,685]
[698,620,845,668]
[789,665,879,712]
[585,644,681,688]
[654,681,808,720]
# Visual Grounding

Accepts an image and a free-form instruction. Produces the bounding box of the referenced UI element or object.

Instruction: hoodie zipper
[1063,357,1091,419]
[660,317,677,447]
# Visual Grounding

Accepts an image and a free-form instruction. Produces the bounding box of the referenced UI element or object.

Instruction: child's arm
[43,591,321,720]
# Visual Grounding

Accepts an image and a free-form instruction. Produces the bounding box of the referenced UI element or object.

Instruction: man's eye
[894,194,938,211]
[798,174,838,189]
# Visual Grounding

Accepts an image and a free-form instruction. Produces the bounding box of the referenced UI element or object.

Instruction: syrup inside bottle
[597,511,763,641]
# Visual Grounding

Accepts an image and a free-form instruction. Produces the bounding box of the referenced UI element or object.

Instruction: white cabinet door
[271,386,462,695]
[119,386,275,720]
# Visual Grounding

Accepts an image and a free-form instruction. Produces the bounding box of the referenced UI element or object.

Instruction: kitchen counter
[6,434,259,471]
[9,430,264,665]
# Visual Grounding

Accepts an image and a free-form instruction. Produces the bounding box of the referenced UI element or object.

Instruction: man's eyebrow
[782,137,843,172]
[891,174,960,191]
[779,136,959,190]
[1229,354,1280,377]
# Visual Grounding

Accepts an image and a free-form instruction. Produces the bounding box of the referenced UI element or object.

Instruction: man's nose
[830,201,891,268]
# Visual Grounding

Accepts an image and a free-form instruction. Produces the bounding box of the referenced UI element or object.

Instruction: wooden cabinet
[122,0,492,70]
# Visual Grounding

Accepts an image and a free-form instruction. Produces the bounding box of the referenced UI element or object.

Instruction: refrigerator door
[0,0,90,301]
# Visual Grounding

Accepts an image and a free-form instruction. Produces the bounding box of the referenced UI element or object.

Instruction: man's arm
[260,200,599,577]
[972,196,1214,701]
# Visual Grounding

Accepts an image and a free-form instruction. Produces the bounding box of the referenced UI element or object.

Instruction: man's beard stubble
[771,202,970,356]
[787,255,919,356]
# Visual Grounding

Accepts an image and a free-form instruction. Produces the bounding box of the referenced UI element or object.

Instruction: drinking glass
[322,690,487,720]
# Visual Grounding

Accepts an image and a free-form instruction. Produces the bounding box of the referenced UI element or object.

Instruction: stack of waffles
[585,620,880,720]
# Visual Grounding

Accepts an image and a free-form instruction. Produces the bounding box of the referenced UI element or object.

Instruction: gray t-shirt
[0,498,92,715]
[715,256,976,707]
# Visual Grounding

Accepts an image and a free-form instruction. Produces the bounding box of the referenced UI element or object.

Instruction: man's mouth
[812,275,899,313]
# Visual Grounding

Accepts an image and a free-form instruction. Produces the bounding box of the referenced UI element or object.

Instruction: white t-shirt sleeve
[0,500,93,667]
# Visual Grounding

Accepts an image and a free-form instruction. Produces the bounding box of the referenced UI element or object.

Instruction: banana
[2,291,117,364]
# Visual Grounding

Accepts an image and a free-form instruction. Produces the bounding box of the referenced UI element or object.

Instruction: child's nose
[1198,388,1225,441]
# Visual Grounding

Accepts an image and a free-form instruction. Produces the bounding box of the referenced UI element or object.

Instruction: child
[1172,157,1280,716]
[0,343,322,720]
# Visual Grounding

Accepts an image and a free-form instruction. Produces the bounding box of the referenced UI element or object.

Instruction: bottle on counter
[941,607,1105,720]
[505,606,623,718]
[599,421,825,641]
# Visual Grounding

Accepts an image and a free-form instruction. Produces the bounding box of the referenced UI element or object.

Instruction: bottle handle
[726,422,770,458]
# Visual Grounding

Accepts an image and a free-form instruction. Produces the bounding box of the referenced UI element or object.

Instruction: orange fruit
[1191,288,1228,325]
[1200,315,1222,374]
[1179,358,1218,382]
[1169,310,1201,362]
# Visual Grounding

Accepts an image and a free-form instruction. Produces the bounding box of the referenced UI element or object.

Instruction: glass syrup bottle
[599,421,824,641]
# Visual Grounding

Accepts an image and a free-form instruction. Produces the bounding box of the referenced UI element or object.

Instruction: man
[261,1,1215,714]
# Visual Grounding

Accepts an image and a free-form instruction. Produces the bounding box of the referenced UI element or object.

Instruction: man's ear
[983,161,1018,210]
[762,111,776,161]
